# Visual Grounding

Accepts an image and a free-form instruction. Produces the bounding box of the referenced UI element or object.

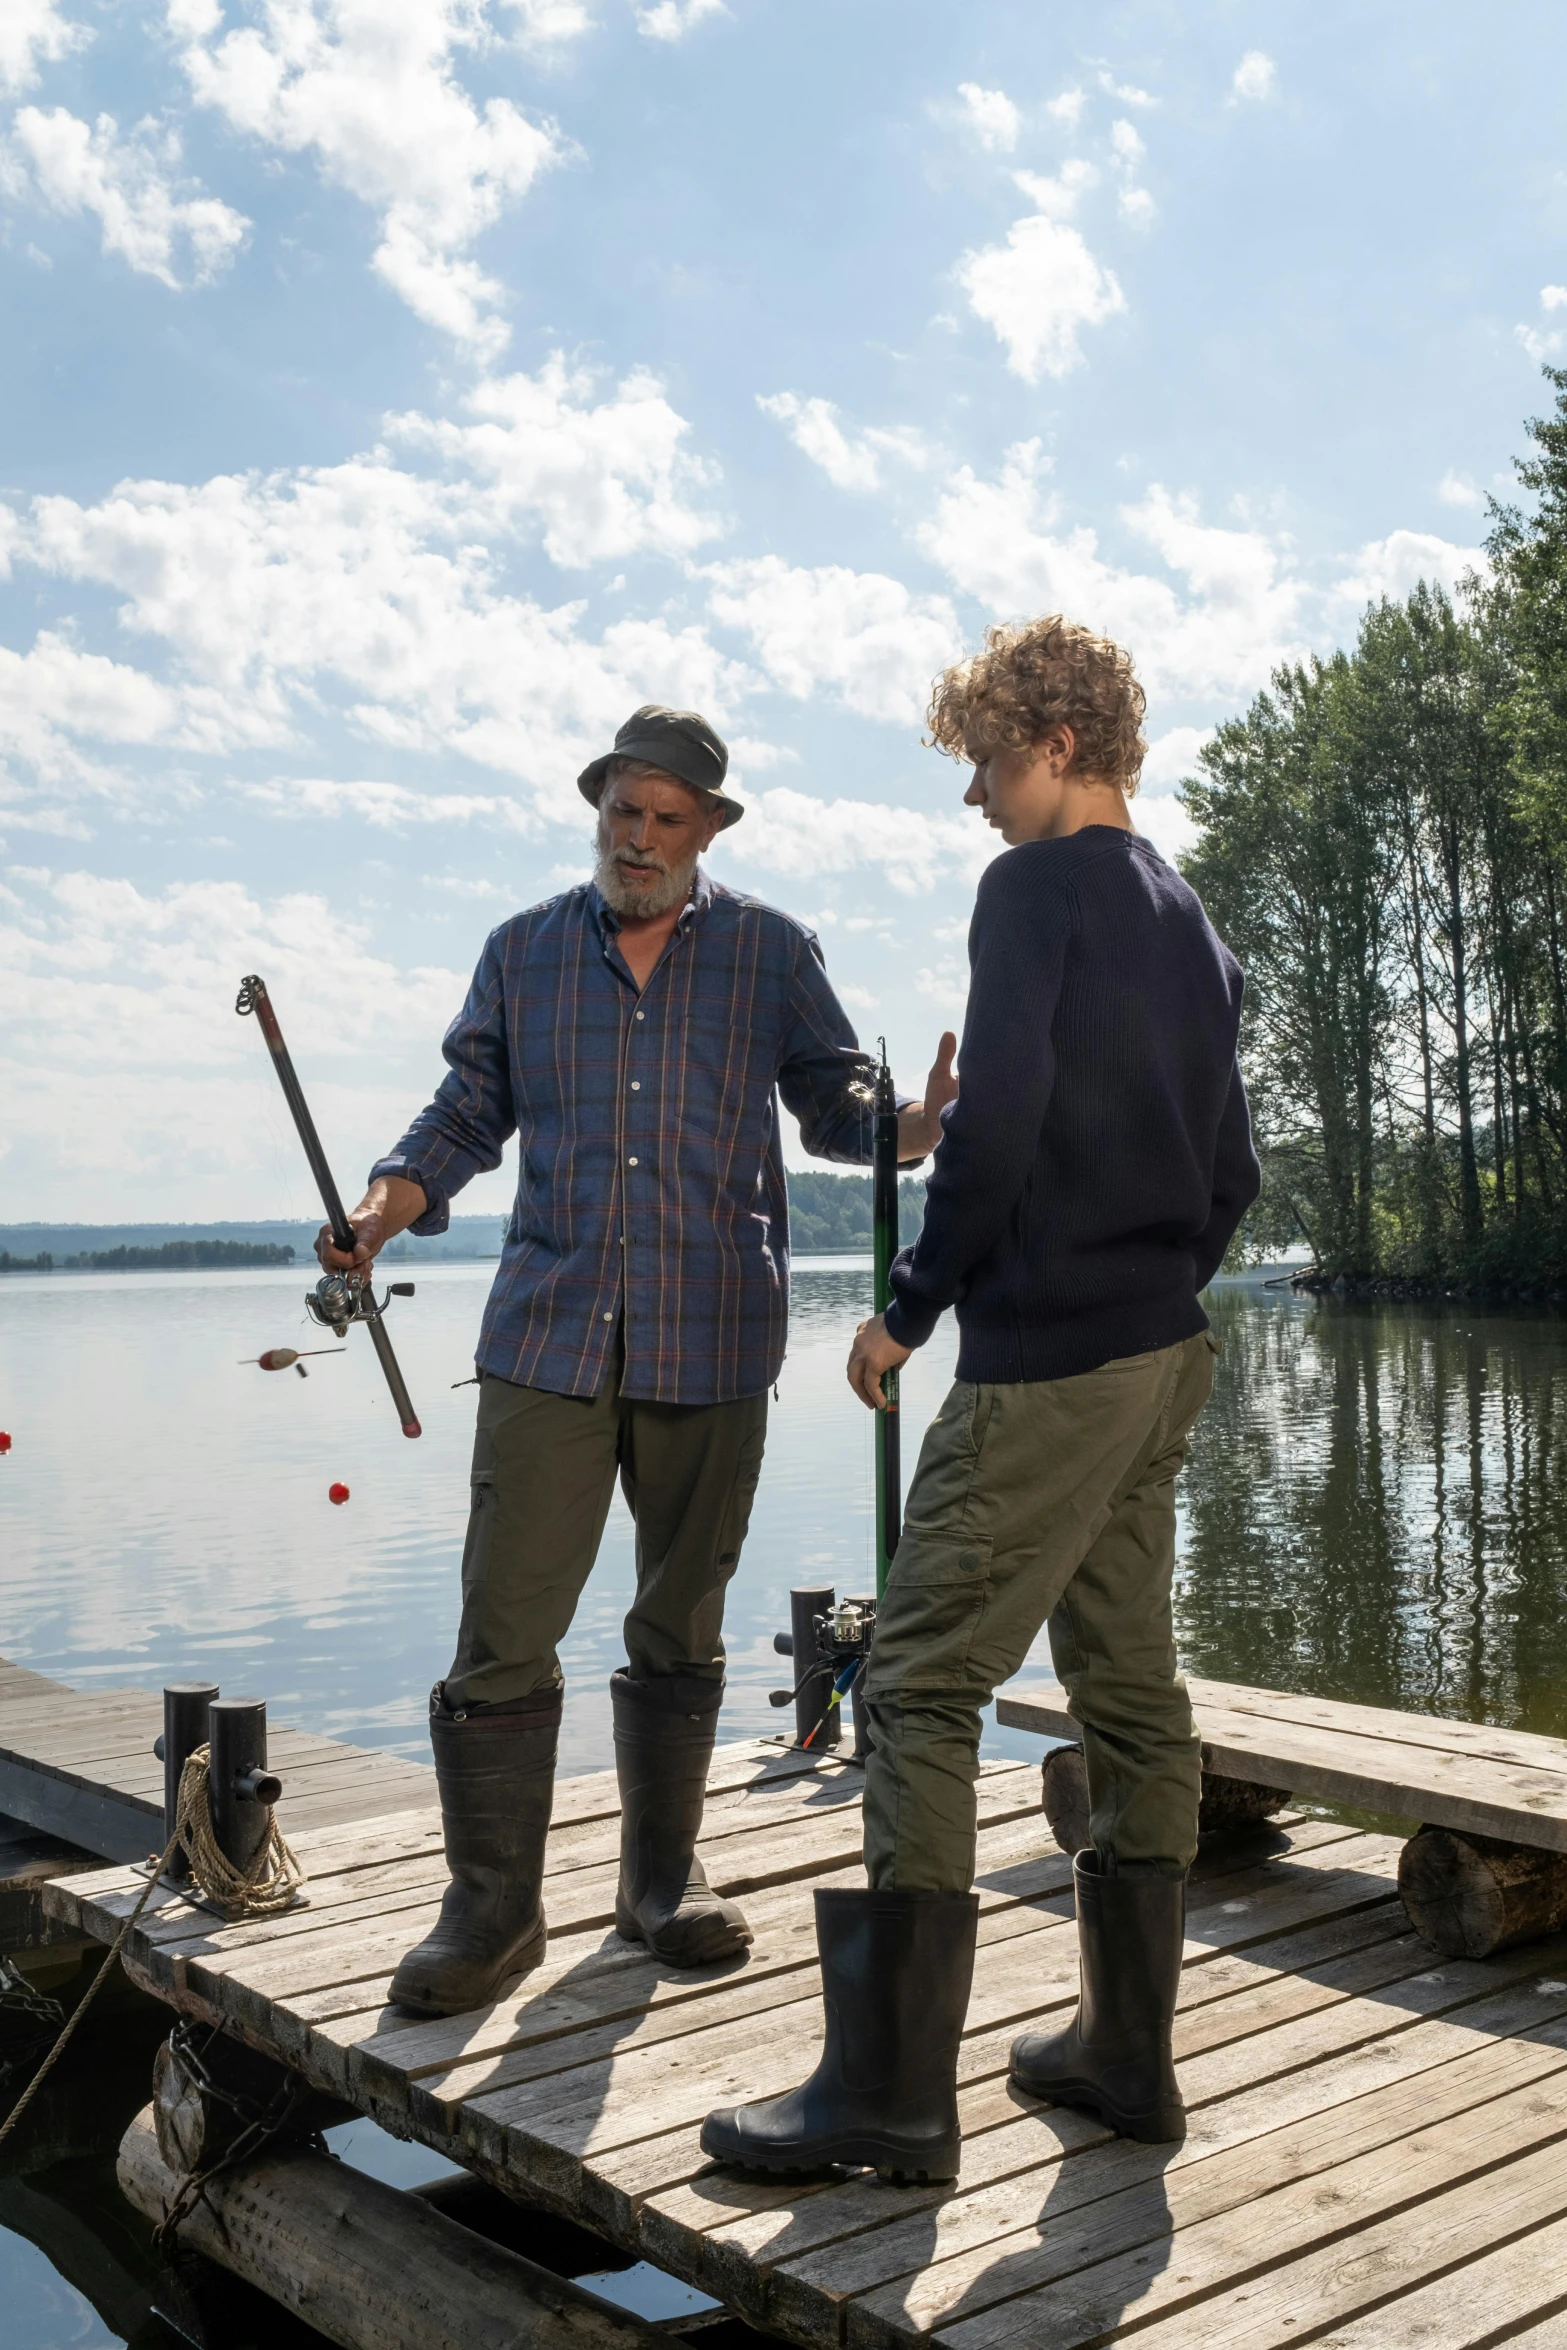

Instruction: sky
[1,0,1561,1223]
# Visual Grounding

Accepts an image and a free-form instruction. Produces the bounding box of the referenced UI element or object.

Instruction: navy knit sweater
[885,827,1260,1383]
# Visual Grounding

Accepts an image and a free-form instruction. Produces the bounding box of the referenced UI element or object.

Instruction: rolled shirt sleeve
[369,932,516,1235]
[776,928,892,1164]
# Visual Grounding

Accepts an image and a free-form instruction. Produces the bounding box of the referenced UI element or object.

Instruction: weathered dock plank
[37,1686,1567,2349]
[998,1676,1567,1851]
[0,1654,439,1861]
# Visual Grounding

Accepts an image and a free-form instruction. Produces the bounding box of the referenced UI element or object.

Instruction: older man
[322,706,952,2016]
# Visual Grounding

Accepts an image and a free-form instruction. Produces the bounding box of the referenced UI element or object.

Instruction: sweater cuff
[884,1291,940,1350]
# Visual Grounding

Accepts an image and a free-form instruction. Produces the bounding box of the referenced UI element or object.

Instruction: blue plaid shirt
[372,872,880,1403]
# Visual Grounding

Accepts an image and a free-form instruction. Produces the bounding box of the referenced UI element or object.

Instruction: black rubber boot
[388,1682,560,2017]
[612,1670,752,1966]
[1009,1851,1187,2143]
[700,1887,979,2179]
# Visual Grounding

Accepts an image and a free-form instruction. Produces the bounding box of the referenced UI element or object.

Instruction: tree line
[1183,370,1567,1289]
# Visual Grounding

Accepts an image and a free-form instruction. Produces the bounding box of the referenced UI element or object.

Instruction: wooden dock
[0,1654,436,1864]
[40,1723,1567,2348]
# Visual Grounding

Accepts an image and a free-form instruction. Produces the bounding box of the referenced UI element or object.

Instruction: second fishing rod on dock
[770,1036,904,1759]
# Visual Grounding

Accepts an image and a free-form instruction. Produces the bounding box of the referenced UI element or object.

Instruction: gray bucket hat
[577,704,744,831]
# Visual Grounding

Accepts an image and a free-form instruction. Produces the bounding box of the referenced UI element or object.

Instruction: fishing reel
[819,1596,876,1657]
[770,1588,877,1760]
[307,1270,416,1341]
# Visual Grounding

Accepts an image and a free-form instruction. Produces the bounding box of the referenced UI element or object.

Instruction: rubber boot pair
[701,1889,979,2180]
[388,1682,560,2017]
[1009,1850,1187,2143]
[612,1670,752,1966]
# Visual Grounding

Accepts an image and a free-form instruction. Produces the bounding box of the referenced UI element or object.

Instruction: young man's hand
[894,1030,959,1162]
[847,1312,914,1409]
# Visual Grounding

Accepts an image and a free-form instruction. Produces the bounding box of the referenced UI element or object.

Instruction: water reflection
[0,1260,961,1775]
[6,1269,1567,1759]
[1182,1287,1567,1736]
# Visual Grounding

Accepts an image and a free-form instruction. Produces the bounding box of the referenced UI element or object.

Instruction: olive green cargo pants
[861,1331,1219,1890]
[444,1359,769,1711]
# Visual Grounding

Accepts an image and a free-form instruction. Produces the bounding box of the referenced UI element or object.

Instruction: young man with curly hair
[704,618,1259,2180]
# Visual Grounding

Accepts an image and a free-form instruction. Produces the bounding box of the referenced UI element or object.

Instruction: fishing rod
[235,974,422,1438]
[873,1035,902,1599]
[764,1039,903,1759]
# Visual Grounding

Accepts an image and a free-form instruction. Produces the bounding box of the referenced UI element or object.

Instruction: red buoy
[328,1482,350,1505]
[0,1432,11,1455]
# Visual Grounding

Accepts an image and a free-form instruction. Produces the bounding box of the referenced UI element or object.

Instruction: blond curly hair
[926,616,1147,793]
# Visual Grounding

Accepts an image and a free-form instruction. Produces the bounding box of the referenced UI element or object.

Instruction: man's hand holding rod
[315,1174,429,1277]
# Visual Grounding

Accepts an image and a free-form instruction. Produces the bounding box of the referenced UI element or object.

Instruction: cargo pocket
[458,1468,498,1611]
[867,1527,995,1700]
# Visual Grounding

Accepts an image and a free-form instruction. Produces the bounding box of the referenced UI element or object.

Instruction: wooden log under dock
[117,2105,671,2350]
[1040,1742,1290,1856]
[1399,1824,1567,1958]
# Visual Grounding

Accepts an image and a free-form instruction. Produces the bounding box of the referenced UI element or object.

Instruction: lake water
[4,1265,1567,2344]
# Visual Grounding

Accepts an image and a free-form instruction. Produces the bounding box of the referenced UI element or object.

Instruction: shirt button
[602,1311,614,1323]
[628,1156,638,1166]
[635,1011,645,1021]
[630,1081,641,1091]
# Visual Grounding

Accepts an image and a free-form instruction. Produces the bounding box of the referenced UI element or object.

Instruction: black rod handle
[365,1305,422,1439]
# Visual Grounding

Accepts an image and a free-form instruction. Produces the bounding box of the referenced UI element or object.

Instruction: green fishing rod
[873,1037,902,1600]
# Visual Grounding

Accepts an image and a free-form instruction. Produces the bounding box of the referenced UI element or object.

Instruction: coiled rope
[0,1748,305,2156]
[173,1744,304,1919]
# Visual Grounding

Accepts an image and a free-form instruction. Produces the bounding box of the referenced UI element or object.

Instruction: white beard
[594,843,700,919]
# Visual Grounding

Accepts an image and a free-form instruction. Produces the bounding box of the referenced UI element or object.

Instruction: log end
[1399,1823,1567,1958]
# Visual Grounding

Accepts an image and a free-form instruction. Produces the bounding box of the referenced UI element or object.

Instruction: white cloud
[1045,88,1085,129]
[633,0,726,39]
[919,439,1488,710]
[506,0,592,41]
[5,378,746,821]
[1518,286,1567,364]
[1229,51,1276,104]
[0,867,467,1212]
[1133,794,1195,863]
[10,107,249,287]
[919,440,1304,702]
[1096,70,1156,108]
[172,0,567,356]
[702,557,960,725]
[1109,120,1144,169]
[1012,162,1098,219]
[957,82,1020,154]
[1438,470,1485,510]
[245,777,539,830]
[1108,116,1154,225]
[1329,528,1484,611]
[1140,725,1211,791]
[718,785,996,895]
[756,392,931,495]
[0,0,86,94]
[958,169,1125,383]
[390,354,722,565]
